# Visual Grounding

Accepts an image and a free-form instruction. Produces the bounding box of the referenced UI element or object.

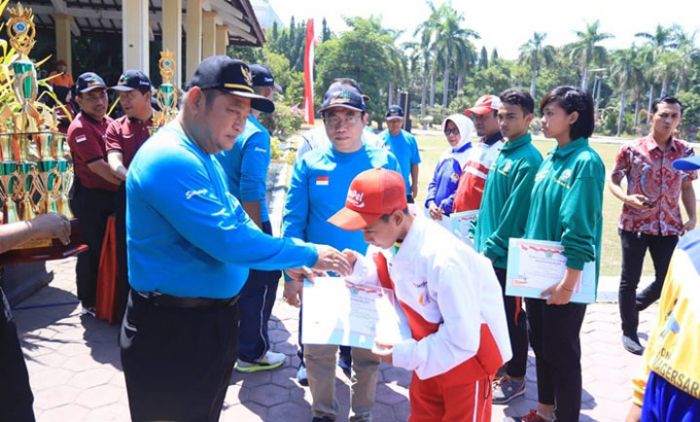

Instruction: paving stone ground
[13,257,658,421]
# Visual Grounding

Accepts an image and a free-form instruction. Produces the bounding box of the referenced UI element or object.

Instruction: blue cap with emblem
[76,72,107,93]
[319,83,367,113]
[187,55,274,113]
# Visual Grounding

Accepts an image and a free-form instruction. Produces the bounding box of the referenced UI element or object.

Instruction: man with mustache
[67,72,121,315]
[609,96,697,355]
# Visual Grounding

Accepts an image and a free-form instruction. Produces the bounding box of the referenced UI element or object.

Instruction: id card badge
[1,287,12,322]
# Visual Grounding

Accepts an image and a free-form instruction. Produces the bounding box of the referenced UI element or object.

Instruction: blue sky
[269,0,700,59]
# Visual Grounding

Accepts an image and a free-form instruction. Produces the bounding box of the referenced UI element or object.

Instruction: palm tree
[415,3,479,107]
[414,4,439,114]
[610,47,644,135]
[429,5,479,106]
[518,32,555,98]
[635,25,677,111]
[672,25,699,92]
[568,20,614,90]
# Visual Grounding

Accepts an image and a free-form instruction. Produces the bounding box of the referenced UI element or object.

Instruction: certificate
[506,238,597,304]
[449,210,478,243]
[301,277,412,350]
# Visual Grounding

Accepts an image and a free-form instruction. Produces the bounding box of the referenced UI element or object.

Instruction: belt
[135,291,239,309]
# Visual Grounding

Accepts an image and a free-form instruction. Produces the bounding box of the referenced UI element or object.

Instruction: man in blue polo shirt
[216,64,287,373]
[120,56,350,422]
[283,82,400,422]
[380,105,421,202]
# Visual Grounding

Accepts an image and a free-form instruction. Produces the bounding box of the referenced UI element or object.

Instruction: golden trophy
[150,50,180,135]
[0,2,83,261]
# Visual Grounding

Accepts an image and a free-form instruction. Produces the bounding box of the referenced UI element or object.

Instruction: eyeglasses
[324,113,361,128]
[444,127,460,136]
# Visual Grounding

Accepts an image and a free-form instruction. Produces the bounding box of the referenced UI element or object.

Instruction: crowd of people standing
[0,54,698,422]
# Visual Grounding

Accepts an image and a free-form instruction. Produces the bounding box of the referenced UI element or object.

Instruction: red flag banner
[303,19,315,124]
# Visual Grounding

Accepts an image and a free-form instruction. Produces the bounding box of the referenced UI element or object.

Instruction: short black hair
[499,89,535,115]
[540,86,595,139]
[379,208,410,222]
[651,96,684,115]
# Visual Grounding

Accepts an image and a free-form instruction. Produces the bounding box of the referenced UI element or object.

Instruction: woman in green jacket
[511,86,605,422]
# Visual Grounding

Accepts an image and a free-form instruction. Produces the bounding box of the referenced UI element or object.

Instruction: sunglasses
[444,127,460,136]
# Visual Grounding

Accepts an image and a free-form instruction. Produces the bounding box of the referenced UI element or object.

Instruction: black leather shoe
[623,334,644,355]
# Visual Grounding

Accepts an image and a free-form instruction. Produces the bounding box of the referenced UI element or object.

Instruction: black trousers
[69,181,116,308]
[120,291,239,422]
[0,287,35,422]
[526,298,587,422]
[494,267,528,378]
[618,230,678,335]
[238,221,282,362]
[114,185,129,320]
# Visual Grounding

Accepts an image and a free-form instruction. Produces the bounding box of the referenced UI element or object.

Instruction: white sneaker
[296,364,308,386]
[236,351,286,373]
[79,304,96,317]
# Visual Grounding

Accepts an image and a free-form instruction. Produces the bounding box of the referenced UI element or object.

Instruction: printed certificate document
[449,210,478,244]
[506,238,597,304]
[301,277,412,349]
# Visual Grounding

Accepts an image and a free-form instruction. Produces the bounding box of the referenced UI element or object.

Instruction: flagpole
[303,18,315,125]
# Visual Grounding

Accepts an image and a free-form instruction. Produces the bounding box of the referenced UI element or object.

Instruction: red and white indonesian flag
[303,19,315,125]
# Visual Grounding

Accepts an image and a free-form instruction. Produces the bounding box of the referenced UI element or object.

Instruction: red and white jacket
[348,217,512,380]
[452,137,504,212]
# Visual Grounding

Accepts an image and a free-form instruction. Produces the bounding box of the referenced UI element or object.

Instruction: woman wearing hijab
[425,114,474,220]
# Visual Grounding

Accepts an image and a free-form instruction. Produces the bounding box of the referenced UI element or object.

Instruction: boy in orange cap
[328,168,511,421]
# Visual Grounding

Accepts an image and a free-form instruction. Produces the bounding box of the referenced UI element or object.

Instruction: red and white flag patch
[316,176,329,186]
[75,135,87,143]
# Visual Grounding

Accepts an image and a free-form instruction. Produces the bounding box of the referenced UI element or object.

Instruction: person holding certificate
[282,81,400,421]
[510,86,605,422]
[473,89,543,404]
[329,168,512,422]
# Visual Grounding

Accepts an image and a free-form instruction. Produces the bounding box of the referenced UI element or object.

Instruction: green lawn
[413,134,654,277]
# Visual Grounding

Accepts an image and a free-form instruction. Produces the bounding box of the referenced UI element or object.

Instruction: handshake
[283,245,357,307]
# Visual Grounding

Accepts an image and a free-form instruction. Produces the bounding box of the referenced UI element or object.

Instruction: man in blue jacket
[120,56,350,422]
[216,64,287,373]
[283,82,400,422]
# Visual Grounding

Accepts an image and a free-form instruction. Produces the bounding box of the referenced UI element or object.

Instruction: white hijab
[442,114,474,151]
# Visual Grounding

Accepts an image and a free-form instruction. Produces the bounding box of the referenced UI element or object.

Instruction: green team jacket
[524,137,605,280]
[473,133,543,269]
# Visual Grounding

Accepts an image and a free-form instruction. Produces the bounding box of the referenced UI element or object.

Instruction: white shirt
[349,217,512,379]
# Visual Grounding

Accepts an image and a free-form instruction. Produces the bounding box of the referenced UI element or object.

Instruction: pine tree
[271,21,278,41]
[322,18,331,42]
[490,48,499,63]
[480,46,489,69]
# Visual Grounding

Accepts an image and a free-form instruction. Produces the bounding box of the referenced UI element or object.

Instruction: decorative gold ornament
[6,3,36,58]
[151,49,180,134]
[0,3,74,241]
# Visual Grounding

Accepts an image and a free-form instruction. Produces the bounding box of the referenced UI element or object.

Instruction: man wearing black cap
[67,72,121,314]
[381,105,421,202]
[120,56,351,421]
[296,78,384,159]
[104,69,154,319]
[283,81,400,422]
[215,64,287,373]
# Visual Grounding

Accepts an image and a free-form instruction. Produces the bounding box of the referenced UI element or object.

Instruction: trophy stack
[0,3,77,256]
[150,50,180,135]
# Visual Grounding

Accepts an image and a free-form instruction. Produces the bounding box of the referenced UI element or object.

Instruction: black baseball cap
[250,64,283,92]
[386,105,404,120]
[112,70,152,93]
[76,72,107,93]
[319,84,367,113]
[187,56,274,113]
